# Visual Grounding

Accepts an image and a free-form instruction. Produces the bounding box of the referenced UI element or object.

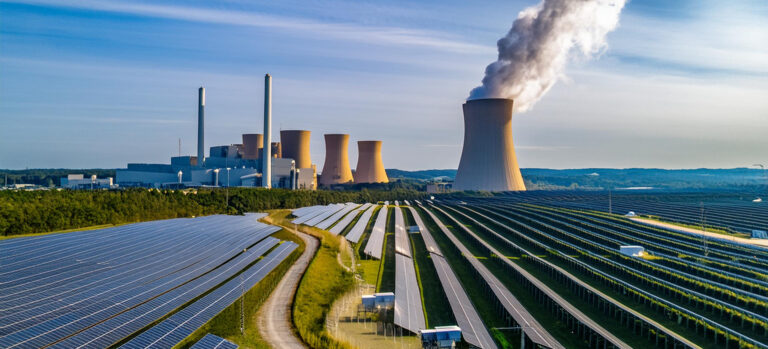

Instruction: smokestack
[280,130,311,168]
[242,133,263,160]
[453,98,525,192]
[319,134,353,186]
[262,74,272,188]
[197,87,205,167]
[354,141,388,184]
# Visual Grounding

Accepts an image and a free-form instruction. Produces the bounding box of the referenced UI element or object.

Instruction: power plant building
[353,140,388,183]
[116,80,301,190]
[282,130,317,190]
[453,98,526,192]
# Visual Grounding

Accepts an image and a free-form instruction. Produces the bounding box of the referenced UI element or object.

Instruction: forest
[0,187,425,236]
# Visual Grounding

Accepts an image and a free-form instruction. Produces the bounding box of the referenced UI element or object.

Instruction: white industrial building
[61,174,116,189]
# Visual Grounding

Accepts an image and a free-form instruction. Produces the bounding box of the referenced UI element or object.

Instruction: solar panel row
[393,253,425,335]
[119,241,298,349]
[363,206,388,259]
[190,334,238,349]
[343,205,377,243]
[393,206,410,257]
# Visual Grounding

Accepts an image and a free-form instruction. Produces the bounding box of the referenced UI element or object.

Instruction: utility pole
[178,138,181,157]
[608,189,613,215]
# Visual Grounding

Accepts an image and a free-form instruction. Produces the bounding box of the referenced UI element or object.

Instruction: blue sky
[0,0,766,170]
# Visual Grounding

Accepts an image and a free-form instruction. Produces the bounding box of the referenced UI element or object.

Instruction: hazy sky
[1,0,766,170]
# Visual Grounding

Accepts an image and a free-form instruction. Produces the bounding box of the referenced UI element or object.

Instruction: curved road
[257,223,318,349]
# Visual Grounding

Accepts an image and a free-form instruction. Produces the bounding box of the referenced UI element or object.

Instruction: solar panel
[393,253,425,334]
[363,206,388,259]
[344,205,377,243]
[393,207,410,257]
[190,334,238,349]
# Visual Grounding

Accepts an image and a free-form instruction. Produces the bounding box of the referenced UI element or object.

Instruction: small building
[61,174,115,189]
[362,292,395,311]
[427,182,453,194]
[419,326,462,349]
[619,245,645,257]
[625,211,637,217]
[752,230,768,239]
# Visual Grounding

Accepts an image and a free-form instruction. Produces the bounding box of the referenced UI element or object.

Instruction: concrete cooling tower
[281,130,312,169]
[241,134,263,159]
[453,98,526,192]
[319,134,353,186]
[354,141,388,183]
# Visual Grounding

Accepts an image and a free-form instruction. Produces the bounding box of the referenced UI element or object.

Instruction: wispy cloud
[5,0,493,54]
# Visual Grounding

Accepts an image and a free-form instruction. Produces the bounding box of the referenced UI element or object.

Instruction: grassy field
[176,228,304,348]
[268,210,356,349]
[377,207,396,292]
[355,206,382,286]
[403,207,455,328]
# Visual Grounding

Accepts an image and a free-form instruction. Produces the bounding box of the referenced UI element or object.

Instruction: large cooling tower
[280,130,311,168]
[242,134,263,160]
[354,141,388,183]
[453,98,526,191]
[319,134,353,186]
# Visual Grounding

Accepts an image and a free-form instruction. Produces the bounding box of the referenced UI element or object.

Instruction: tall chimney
[262,74,272,188]
[354,141,388,183]
[280,130,311,168]
[319,134,353,186]
[197,87,205,167]
[453,98,526,191]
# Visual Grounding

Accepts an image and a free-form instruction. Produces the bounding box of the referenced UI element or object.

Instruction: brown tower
[320,134,353,186]
[242,134,263,159]
[453,98,526,191]
[281,130,311,168]
[354,141,388,183]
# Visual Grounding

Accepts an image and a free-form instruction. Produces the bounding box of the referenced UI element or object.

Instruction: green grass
[377,207,397,292]
[175,227,304,348]
[403,207,455,328]
[269,210,356,349]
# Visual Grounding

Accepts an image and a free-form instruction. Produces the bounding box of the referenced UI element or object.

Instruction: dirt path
[256,224,319,349]
[630,217,768,248]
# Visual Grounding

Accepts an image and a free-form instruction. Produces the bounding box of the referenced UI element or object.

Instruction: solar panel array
[344,205,377,243]
[0,215,294,349]
[316,203,359,230]
[329,203,372,235]
[363,206,388,259]
[190,334,238,349]
[120,242,297,349]
[291,204,341,225]
[408,206,496,349]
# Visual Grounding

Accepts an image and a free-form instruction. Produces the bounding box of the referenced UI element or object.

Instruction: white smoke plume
[468,0,627,112]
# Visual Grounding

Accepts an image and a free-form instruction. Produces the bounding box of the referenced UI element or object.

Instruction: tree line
[0,187,425,236]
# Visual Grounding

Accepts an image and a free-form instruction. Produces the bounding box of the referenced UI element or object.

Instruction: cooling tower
[242,134,263,160]
[453,98,526,191]
[319,134,353,186]
[280,130,311,168]
[354,141,388,184]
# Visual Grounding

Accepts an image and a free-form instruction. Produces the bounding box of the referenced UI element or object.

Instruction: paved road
[256,222,318,349]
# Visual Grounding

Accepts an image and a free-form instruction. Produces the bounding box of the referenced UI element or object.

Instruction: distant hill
[386,168,766,191]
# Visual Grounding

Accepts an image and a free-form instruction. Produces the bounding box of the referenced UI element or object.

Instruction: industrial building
[453,98,526,192]
[60,174,116,189]
[116,75,316,190]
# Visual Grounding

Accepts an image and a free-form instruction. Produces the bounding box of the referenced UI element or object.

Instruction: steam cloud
[469,0,626,112]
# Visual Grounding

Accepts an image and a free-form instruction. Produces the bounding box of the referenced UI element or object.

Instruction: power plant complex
[115,75,389,189]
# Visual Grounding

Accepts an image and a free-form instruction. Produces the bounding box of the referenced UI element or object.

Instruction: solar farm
[290,191,768,349]
[0,214,297,349]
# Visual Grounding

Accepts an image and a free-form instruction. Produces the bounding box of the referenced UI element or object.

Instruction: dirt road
[257,225,318,348]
